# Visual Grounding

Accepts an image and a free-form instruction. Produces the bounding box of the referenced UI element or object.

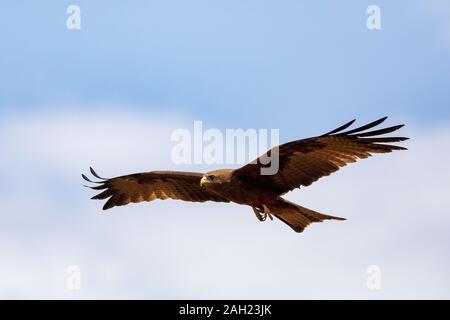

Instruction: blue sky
[1,1,450,129]
[1,1,450,299]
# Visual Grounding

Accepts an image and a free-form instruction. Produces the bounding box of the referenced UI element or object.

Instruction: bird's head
[200,169,233,187]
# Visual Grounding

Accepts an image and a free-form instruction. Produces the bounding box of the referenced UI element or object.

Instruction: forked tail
[269,199,346,233]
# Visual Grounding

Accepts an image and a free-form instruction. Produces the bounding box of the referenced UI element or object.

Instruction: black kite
[83,117,408,233]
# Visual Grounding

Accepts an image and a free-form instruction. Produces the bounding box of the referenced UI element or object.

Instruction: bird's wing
[232,117,408,195]
[83,168,229,210]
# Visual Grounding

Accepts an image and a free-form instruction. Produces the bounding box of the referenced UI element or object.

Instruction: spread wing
[232,117,408,195]
[82,168,229,210]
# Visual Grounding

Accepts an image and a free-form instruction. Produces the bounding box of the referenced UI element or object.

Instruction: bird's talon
[262,205,273,221]
[252,206,266,222]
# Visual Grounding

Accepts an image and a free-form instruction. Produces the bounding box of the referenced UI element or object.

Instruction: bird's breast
[205,181,277,206]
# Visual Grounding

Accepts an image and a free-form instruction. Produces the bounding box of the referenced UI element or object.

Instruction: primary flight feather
[83,117,408,233]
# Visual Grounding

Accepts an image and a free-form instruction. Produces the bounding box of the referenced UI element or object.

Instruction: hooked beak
[200,176,208,187]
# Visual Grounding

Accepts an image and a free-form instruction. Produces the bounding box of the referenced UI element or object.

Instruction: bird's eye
[207,175,215,181]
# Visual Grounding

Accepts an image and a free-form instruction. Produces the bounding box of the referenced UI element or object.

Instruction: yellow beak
[200,176,208,187]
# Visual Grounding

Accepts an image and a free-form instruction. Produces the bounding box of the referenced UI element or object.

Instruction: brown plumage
[83,117,408,233]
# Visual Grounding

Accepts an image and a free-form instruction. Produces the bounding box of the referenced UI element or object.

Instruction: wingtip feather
[82,173,96,183]
[323,119,356,136]
[339,116,389,135]
[90,167,107,180]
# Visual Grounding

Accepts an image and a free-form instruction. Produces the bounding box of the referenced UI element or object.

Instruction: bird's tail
[269,199,346,233]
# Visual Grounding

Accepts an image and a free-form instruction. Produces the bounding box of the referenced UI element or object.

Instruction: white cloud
[0,110,449,299]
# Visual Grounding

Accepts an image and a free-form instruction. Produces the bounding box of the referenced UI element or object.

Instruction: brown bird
[82,117,408,233]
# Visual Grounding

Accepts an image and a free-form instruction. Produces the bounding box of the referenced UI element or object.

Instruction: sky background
[1,1,449,299]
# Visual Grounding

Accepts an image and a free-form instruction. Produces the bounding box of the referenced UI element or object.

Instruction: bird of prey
[82,117,408,233]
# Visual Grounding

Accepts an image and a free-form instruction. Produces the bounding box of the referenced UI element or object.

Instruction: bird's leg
[262,204,273,221]
[252,206,266,221]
